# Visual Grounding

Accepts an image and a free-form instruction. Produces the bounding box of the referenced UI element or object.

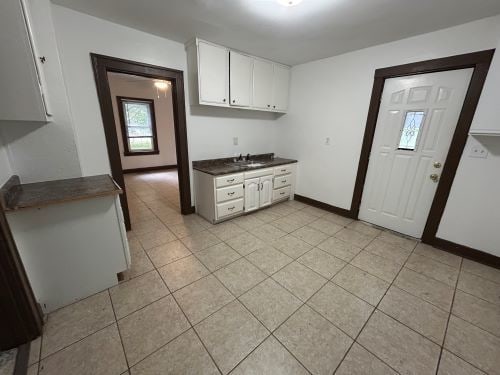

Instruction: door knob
[433,162,442,168]
[430,174,439,182]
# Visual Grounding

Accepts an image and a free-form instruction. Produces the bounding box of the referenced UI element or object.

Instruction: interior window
[118,97,159,155]
[398,111,425,151]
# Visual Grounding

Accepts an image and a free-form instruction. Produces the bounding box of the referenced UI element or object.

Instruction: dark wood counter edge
[1,175,122,213]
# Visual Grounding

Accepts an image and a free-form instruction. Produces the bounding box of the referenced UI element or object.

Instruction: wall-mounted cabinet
[186,38,290,113]
[0,0,51,122]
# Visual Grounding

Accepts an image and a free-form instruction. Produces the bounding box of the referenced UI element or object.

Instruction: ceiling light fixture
[154,80,169,90]
[275,0,303,6]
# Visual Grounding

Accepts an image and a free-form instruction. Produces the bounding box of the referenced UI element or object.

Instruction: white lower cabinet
[194,163,296,223]
[244,175,273,213]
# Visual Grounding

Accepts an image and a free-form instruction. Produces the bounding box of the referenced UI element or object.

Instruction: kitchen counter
[0,174,122,212]
[193,153,297,176]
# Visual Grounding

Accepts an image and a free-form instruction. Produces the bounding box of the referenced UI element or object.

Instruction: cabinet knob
[39,56,46,64]
[223,98,226,102]
[232,100,236,103]
[273,105,276,108]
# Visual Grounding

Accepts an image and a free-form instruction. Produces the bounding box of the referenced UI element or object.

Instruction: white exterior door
[230,51,253,107]
[259,175,273,208]
[244,178,260,212]
[359,69,473,238]
[198,41,229,105]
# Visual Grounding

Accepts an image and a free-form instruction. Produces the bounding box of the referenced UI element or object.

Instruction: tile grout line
[135,237,225,375]
[433,256,463,375]
[126,183,496,374]
[107,289,131,371]
[330,237,418,375]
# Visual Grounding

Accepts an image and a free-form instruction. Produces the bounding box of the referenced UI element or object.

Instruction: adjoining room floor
[25,171,500,375]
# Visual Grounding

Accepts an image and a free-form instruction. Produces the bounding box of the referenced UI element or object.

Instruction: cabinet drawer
[216,198,244,219]
[216,184,244,203]
[215,173,244,188]
[273,174,292,189]
[274,165,293,176]
[273,186,291,201]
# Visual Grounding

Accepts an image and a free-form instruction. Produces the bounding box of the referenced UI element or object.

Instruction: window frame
[117,96,160,156]
[397,109,426,152]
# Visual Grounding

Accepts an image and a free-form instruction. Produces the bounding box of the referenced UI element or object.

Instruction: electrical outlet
[469,143,488,158]
[233,137,238,146]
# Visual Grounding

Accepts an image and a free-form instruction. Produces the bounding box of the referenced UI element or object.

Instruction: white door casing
[244,178,260,212]
[359,69,473,238]
[259,175,273,208]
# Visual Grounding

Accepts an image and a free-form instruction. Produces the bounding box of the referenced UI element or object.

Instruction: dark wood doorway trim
[0,202,43,350]
[91,54,192,230]
[351,50,495,245]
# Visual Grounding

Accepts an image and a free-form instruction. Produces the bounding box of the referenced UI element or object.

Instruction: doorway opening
[91,54,192,230]
[351,50,494,246]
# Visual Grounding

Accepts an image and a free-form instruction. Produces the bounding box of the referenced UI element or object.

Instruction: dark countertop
[193,153,297,176]
[0,174,122,212]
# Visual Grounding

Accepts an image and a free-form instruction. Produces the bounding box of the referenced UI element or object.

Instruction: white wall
[51,5,277,201]
[276,15,500,256]
[108,74,177,170]
[0,137,13,186]
[0,0,81,183]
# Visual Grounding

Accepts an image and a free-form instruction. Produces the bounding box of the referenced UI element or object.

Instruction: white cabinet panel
[198,41,229,106]
[230,51,253,107]
[273,186,291,201]
[0,0,50,122]
[216,184,244,203]
[244,177,260,212]
[259,175,273,208]
[273,173,292,189]
[273,64,290,112]
[217,198,244,219]
[215,173,244,188]
[252,59,274,110]
[274,165,293,176]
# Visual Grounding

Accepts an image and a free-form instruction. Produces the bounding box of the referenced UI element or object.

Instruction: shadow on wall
[189,104,284,120]
[475,135,500,156]
[0,121,47,144]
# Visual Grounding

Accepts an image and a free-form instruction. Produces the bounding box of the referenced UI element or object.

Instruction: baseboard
[123,165,177,174]
[182,206,196,215]
[428,237,500,269]
[294,194,354,219]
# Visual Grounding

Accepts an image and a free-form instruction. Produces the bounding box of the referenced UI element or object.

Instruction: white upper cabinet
[252,59,274,110]
[230,51,253,107]
[197,41,229,106]
[272,64,290,112]
[0,0,51,122]
[187,38,290,113]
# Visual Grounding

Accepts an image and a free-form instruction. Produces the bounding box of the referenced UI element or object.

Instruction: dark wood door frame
[351,49,495,244]
[91,54,193,230]
[0,204,43,350]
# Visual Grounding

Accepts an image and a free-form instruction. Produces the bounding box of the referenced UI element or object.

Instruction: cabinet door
[244,178,260,212]
[230,51,253,107]
[272,64,290,112]
[0,0,48,121]
[252,59,274,110]
[198,41,229,106]
[259,175,273,208]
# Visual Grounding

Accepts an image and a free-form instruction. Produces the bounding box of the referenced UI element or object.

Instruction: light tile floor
[24,170,500,375]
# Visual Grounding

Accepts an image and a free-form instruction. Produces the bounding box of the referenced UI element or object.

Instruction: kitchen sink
[225,161,266,168]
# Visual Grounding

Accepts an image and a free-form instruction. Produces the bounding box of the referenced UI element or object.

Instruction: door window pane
[129,137,153,151]
[398,111,425,150]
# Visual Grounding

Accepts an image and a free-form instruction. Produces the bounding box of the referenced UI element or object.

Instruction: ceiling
[52,0,500,65]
